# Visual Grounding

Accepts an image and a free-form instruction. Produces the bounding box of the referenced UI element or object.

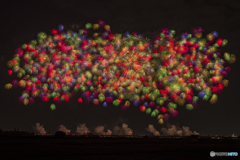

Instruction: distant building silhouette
[189,135,200,139]
[54,131,66,137]
[0,129,3,136]
[2,130,34,136]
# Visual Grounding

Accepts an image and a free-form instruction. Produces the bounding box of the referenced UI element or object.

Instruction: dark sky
[0,0,239,136]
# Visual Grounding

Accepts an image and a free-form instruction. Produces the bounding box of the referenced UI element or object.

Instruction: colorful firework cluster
[5,20,236,124]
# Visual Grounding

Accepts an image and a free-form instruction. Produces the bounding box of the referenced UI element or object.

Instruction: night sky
[0,0,239,136]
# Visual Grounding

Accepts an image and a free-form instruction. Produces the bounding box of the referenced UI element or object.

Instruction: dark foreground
[1,136,239,160]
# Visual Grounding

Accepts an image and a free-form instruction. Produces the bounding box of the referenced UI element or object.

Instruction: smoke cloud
[161,125,199,136]
[94,126,112,135]
[146,124,160,136]
[161,125,178,136]
[113,123,133,135]
[33,123,46,135]
[58,125,71,135]
[106,129,112,135]
[76,123,90,135]
[182,126,200,136]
